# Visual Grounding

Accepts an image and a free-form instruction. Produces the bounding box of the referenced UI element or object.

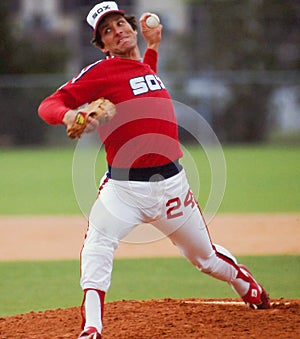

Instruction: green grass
[0,145,299,214]
[0,255,299,317]
[219,145,300,212]
[0,260,81,316]
[185,144,300,212]
[0,147,78,214]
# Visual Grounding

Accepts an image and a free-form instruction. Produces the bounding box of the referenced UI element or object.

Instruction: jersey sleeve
[143,48,158,73]
[38,61,104,125]
[38,91,71,125]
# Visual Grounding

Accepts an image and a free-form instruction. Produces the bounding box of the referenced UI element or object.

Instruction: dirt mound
[0,298,299,338]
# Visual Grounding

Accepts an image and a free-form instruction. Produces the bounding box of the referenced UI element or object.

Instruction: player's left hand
[64,98,116,139]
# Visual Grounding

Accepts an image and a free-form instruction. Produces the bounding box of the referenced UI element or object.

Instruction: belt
[107,160,182,181]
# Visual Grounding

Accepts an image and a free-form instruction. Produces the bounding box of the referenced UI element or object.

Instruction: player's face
[98,14,138,58]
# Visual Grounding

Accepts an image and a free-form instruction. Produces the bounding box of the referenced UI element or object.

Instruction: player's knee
[187,253,218,274]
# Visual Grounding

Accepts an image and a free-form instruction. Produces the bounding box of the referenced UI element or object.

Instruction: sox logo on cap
[87,1,125,34]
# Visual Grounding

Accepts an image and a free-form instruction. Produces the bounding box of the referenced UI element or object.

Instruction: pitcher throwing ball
[38,2,271,338]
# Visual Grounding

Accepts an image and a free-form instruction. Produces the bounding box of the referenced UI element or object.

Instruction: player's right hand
[139,13,163,52]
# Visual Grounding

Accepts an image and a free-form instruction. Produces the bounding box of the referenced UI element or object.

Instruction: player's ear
[100,46,109,54]
[99,38,109,54]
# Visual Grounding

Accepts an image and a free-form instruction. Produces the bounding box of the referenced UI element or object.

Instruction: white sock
[213,245,250,297]
[85,290,102,333]
[230,278,250,297]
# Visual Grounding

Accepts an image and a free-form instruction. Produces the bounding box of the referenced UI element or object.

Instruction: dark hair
[91,15,137,49]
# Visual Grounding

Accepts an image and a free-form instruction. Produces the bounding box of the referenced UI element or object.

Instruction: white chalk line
[181,300,290,306]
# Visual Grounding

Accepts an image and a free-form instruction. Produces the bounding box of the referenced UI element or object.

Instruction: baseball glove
[67,98,116,139]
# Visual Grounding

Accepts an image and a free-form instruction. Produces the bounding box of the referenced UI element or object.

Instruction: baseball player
[38,2,271,338]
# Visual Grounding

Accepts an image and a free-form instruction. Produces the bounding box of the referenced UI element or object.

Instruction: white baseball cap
[87,1,125,35]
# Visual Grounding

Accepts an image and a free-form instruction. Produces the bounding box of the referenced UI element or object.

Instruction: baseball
[146,13,160,28]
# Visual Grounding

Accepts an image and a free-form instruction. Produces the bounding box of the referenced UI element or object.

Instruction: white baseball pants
[80,169,247,297]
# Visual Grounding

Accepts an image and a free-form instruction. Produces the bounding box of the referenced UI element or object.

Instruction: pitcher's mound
[0,298,299,338]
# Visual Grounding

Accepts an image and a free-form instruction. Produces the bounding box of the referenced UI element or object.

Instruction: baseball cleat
[78,326,102,339]
[239,264,271,309]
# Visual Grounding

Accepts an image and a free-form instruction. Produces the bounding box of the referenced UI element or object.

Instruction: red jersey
[38,49,183,168]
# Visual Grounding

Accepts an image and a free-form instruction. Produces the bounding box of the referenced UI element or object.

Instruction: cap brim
[93,10,125,35]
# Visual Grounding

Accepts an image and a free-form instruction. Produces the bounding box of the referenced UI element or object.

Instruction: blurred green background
[0,0,300,146]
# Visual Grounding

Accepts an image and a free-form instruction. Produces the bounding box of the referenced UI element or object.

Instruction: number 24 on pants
[166,189,196,219]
